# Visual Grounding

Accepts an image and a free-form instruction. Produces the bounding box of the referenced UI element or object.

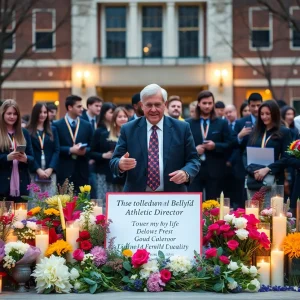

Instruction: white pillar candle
[15,207,27,221]
[271,249,284,286]
[271,196,284,216]
[245,207,259,219]
[257,258,270,286]
[272,214,287,249]
[35,233,49,264]
[66,222,79,263]
[93,205,103,217]
[258,227,271,240]
[223,206,230,216]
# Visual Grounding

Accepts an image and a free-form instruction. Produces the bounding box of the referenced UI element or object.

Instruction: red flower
[73,249,85,261]
[210,207,220,216]
[233,208,245,217]
[79,231,90,240]
[160,269,172,283]
[208,223,219,232]
[216,220,226,226]
[219,255,230,264]
[259,232,271,250]
[131,249,150,268]
[205,248,218,259]
[227,240,239,251]
[223,230,235,239]
[248,229,260,240]
[220,224,230,232]
[96,214,106,225]
[244,214,260,227]
[203,232,213,245]
[80,240,93,251]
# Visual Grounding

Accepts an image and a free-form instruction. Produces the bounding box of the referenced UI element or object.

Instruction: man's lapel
[163,117,173,170]
[137,117,148,167]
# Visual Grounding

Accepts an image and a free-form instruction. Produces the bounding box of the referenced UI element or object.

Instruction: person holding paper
[245,100,292,187]
[53,95,93,193]
[110,84,200,192]
[0,99,34,202]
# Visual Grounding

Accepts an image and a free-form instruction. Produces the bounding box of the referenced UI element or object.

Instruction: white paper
[247,147,274,166]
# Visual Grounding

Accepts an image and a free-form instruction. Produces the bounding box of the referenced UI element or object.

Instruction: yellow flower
[283,233,300,258]
[202,200,220,211]
[122,249,133,257]
[44,208,60,216]
[46,195,71,209]
[290,141,297,151]
[79,185,91,193]
[45,239,72,257]
[28,206,41,216]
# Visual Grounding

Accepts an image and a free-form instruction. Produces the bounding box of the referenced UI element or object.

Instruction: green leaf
[102,265,113,273]
[248,284,256,291]
[217,247,223,257]
[21,196,33,201]
[158,250,165,260]
[213,281,224,292]
[44,287,54,294]
[84,278,97,285]
[89,284,98,294]
[122,276,131,283]
[123,261,132,272]
[90,271,101,279]
[226,277,234,283]
[197,267,206,278]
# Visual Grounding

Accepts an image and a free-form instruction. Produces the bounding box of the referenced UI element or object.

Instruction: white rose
[247,278,260,292]
[224,214,234,223]
[241,265,249,274]
[70,268,80,280]
[13,221,24,229]
[227,280,238,290]
[131,275,138,280]
[228,261,239,271]
[74,282,81,290]
[235,229,249,240]
[233,217,248,229]
[26,221,37,230]
[249,266,258,277]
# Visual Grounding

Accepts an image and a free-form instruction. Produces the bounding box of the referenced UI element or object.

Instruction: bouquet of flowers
[13,219,38,242]
[0,201,15,242]
[287,140,300,158]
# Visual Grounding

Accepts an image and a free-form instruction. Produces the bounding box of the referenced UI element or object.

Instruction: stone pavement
[0,291,299,300]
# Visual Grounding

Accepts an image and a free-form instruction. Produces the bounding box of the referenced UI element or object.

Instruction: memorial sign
[106,192,202,258]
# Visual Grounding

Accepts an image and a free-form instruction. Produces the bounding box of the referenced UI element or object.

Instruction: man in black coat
[53,95,93,192]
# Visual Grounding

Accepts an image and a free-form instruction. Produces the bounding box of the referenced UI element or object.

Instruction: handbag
[246,164,275,190]
[34,175,52,183]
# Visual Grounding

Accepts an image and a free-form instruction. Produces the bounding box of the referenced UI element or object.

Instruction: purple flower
[146,272,165,292]
[38,191,49,200]
[213,265,221,276]
[90,246,107,266]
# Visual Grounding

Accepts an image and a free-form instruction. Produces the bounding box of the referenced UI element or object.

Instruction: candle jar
[217,198,230,215]
[272,211,286,250]
[14,203,28,221]
[258,223,270,240]
[66,221,80,263]
[35,226,49,263]
[245,200,260,219]
[91,199,104,216]
[256,256,270,286]
[271,185,284,216]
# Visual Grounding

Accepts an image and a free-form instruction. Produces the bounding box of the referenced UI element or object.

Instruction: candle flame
[280,213,282,217]
[261,259,264,263]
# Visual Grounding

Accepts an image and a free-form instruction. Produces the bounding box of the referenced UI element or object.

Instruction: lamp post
[214,69,228,93]
[76,70,90,95]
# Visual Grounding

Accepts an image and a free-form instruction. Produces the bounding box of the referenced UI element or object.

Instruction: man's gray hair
[140,84,168,102]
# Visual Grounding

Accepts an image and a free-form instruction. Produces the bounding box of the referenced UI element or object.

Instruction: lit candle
[272,213,287,249]
[245,200,259,219]
[257,257,270,286]
[271,195,284,216]
[258,224,270,240]
[219,192,224,220]
[223,206,230,216]
[66,221,79,263]
[93,205,103,217]
[14,203,28,221]
[35,227,49,264]
[271,249,284,286]
[0,275,2,293]
[6,229,18,243]
[57,197,66,230]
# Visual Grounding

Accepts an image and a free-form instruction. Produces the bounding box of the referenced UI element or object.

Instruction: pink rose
[210,208,220,216]
[259,232,270,250]
[205,248,218,259]
[160,269,172,283]
[208,223,220,232]
[131,249,150,268]
[203,232,213,245]
[227,240,239,251]
[96,214,106,225]
[223,230,235,239]
[233,208,245,217]
[216,220,226,226]
[73,249,84,261]
[219,255,230,264]
[248,229,260,240]
[220,224,230,232]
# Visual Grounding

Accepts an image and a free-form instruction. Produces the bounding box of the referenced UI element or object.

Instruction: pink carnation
[147,272,165,292]
[90,246,107,266]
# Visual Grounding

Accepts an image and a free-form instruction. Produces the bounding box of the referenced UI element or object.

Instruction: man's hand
[102,151,113,159]
[37,168,48,179]
[238,127,252,139]
[254,167,270,181]
[70,143,86,156]
[203,140,215,151]
[196,145,205,155]
[169,170,187,184]
[119,152,136,172]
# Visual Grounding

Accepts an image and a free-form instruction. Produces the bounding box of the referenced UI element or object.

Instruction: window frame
[32,8,56,53]
[249,7,273,51]
[0,9,16,53]
[290,6,300,50]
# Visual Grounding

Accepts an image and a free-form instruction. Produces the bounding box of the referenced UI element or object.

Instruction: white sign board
[106,193,202,259]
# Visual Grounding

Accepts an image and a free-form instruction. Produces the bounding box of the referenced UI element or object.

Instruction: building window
[105,7,126,58]
[33,9,56,52]
[142,6,163,57]
[0,10,15,52]
[249,8,272,49]
[290,7,300,48]
[178,6,199,57]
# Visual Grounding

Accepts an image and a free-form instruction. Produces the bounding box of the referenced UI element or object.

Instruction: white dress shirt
[145,117,164,191]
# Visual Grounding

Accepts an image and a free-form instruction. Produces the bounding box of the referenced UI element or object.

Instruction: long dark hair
[97,102,116,128]
[240,101,249,118]
[249,100,281,145]
[281,105,295,128]
[194,90,217,120]
[27,103,53,140]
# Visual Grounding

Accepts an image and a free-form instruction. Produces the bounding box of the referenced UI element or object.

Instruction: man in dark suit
[110,84,200,192]
[129,93,144,122]
[186,91,234,200]
[53,95,93,192]
[80,96,103,198]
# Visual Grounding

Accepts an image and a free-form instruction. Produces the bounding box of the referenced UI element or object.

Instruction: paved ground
[0,291,299,300]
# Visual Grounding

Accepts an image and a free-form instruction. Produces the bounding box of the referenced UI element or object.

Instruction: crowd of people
[0,83,299,210]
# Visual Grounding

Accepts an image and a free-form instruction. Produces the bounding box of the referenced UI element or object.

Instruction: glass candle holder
[35,226,49,263]
[91,199,103,217]
[272,212,287,250]
[256,256,270,286]
[14,203,28,221]
[66,221,79,263]
[217,197,230,218]
[258,223,270,240]
[6,229,18,243]
[245,200,259,219]
[271,186,284,216]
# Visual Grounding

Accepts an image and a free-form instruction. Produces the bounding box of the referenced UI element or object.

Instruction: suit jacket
[53,118,93,185]
[0,128,34,196]
[186,117,234,179]
[29,126,60,173]
[110,116,200,192]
